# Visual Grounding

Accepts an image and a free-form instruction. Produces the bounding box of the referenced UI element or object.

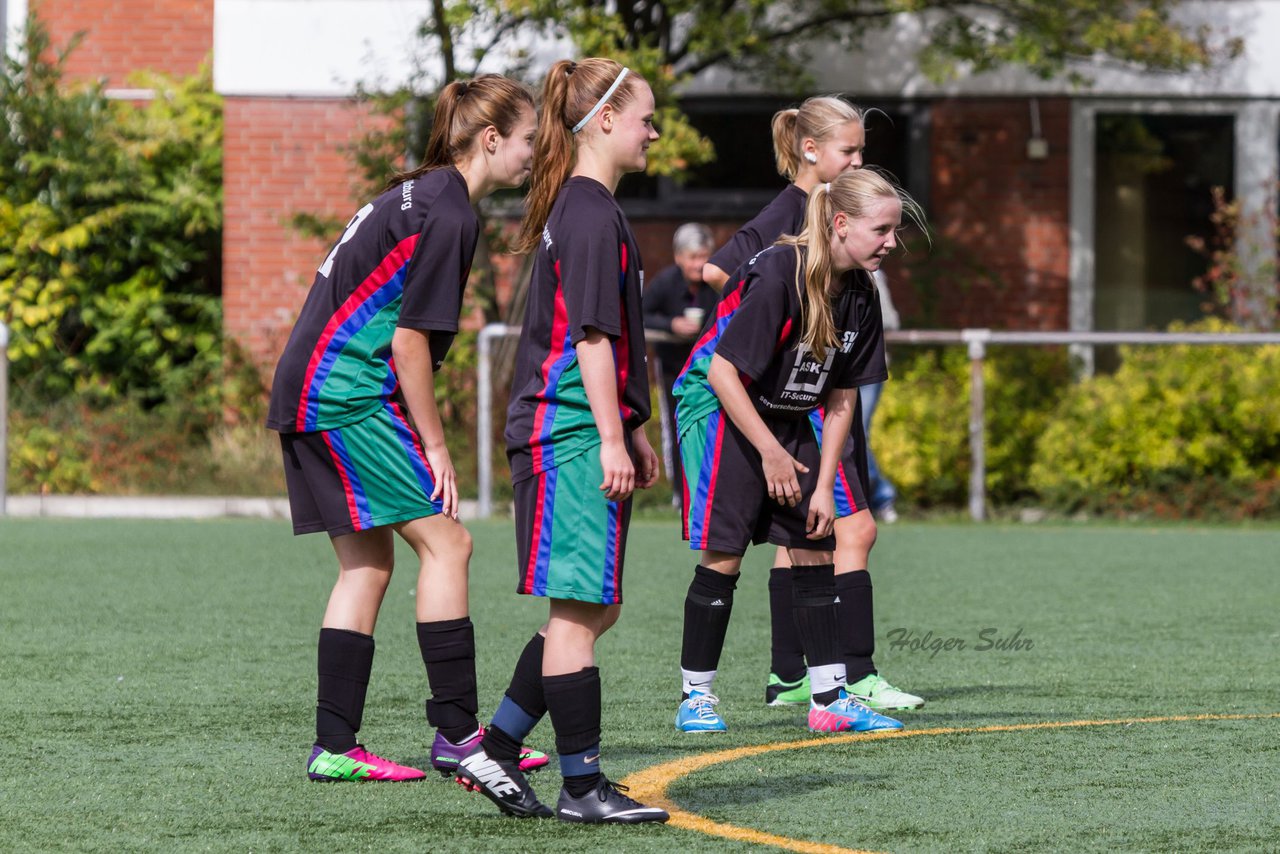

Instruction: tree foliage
[0,18,223,411]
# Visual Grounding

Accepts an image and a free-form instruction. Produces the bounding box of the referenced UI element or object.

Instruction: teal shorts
[280,401,442,536]
[513,446,631,605]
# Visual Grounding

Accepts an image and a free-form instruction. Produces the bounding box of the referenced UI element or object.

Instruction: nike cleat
[808,690,904,733]
[306,744,427,782]
[847,673,925,711]
[556,778,670,824]
[675,690,727,733]
[430,727,549,777]
[765,672,811,706]
[455,745,552,818]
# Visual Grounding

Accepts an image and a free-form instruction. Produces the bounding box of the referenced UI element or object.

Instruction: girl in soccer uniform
[454,58,669,825]
[673,169,921,733]
[703,96,924,714]
[266,76,548,782]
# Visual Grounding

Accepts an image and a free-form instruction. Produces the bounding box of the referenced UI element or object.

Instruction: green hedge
[873,322,1280,518]
[1030,320,1280,517]
[875,345,1071,508]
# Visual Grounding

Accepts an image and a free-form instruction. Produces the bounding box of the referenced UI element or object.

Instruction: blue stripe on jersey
[302,263,408,431]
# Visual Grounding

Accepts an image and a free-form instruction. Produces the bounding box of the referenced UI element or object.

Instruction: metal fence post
[964,329,989,522]
[1,322,8,517]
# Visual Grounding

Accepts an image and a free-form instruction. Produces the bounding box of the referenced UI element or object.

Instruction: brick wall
[33,0,213,85]
[906,97,1072,330]
[222,97,391,371]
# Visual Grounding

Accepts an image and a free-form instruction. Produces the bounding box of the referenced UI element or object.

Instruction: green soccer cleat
[846,673,925,711]
[765,672,810,706]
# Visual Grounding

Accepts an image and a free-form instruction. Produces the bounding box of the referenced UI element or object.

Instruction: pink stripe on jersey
[295,233,419,431]
[529,260,572,473]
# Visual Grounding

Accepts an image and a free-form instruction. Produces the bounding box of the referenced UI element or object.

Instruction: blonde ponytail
[771,95,865,181]
[778,169,926,355]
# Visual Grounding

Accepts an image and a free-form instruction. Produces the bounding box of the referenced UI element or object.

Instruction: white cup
[683,307,706,326]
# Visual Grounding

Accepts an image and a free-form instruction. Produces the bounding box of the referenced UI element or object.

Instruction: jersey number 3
[317,202,375,278]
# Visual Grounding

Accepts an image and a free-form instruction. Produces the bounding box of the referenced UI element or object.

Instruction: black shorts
[811,399,871,518]
[679,409,836,555]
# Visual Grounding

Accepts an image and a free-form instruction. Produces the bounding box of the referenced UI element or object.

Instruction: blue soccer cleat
[675,689,727,733]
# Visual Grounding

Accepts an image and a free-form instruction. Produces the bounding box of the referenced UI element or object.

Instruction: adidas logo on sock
[710,599,725,606]
[834,596,842,603]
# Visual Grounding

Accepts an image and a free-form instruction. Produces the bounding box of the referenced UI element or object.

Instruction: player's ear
[483,125,500,154]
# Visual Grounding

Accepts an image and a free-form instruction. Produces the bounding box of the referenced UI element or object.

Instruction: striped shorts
[808,402,870,519]
[279,401,442,536]
[680,408,836,556]
[514,446,630,605]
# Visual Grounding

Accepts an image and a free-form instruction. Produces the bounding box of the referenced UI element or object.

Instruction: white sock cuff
[681,669,716,696]
[809,663,846,697]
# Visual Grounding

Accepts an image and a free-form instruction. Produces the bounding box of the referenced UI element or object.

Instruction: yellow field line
[619,712,1280,854]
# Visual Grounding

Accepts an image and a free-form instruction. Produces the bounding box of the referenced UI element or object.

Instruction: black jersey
[266,167,478,433]
[707,184,807,277]
[505,177,652,483]
[677,245,886,425]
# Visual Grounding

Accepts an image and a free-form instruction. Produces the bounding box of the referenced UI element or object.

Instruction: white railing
[1,321,8,516]
[475,324,1280,521]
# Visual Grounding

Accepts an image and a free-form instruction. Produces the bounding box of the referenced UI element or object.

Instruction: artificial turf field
[3,516,1278,852]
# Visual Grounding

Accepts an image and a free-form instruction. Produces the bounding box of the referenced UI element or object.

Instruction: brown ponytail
[385,74,534,191]
[515,58,646,254]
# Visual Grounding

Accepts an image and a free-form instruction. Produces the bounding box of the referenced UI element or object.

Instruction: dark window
[618,96,928,219]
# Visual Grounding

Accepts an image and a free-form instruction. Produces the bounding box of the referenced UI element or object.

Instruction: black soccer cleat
[455,745,553,819]
[555,778,670,824]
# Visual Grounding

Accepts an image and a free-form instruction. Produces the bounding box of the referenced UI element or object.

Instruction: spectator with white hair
[643,222,721,509]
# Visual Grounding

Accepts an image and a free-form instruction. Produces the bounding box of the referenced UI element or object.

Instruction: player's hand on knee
[600,438,636,502]
[426,444,459,520]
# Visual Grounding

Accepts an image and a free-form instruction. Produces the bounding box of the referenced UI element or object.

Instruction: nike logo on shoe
[463,755,520,796]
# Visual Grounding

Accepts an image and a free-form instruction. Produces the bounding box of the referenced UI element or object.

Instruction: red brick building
[16,0,1279,372]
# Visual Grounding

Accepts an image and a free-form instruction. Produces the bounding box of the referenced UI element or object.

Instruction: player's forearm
[391,327,447,450]
[576,329,626,444]
[708,354,783,458]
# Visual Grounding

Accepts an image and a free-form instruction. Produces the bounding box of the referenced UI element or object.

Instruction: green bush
[0,19,222,410]
[874,345,1071,507]
[1030,319,1280,516]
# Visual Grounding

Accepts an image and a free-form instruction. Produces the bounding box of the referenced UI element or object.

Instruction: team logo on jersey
[542,226,553,251]
[784,343,836,395]
[840,330,858,353]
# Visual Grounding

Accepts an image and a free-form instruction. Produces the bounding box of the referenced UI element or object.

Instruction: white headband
[571,68,630,135]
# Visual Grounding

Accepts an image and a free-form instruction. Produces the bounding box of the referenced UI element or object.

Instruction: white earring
[804,151,817,164]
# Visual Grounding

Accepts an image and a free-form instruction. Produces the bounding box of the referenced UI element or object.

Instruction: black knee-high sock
[482,632,546,761]
[680,565,739,697]
[768,567,806,682]
[316,628,375,753]
[836,570,877,684]
[544,667,602,797]
[416,618,480,743]
[791,564,844,705]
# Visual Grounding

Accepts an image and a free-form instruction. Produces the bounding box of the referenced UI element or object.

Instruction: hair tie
[572,67,630,135]
[566,62,577,75]
[824,182,831,193]
[456,80,469,96]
